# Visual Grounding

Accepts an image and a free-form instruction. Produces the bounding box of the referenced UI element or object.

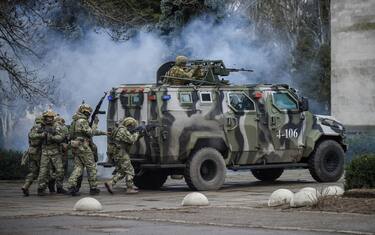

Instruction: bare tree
[0,0,56,103]
[81,0,161,40]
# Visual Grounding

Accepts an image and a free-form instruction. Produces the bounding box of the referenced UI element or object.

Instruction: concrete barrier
[268,189,294,207]
[181,192,209,206]
[74,197,103,211]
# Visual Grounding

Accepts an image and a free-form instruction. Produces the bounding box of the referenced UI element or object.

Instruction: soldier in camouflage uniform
[165,55,201,85]
[55,116,69,171]
[36,110,67,196]
[67,103,106,196]
[105,117,142,194]
[21,116,44,196]
[46,115,70,192]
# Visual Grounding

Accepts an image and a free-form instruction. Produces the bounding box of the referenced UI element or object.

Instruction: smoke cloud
[3,15,295,157]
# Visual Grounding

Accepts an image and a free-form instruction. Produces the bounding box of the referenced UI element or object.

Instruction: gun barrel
[90,92,108,127]
[227,68,254,72]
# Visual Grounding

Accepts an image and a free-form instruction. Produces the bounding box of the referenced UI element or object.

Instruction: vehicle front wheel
[251,168,284,182]
[308,140,345,182]
[134,170,168,190]
[184,148,226,191]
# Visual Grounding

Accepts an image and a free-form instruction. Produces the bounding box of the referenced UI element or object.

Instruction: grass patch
[312,196,375,214]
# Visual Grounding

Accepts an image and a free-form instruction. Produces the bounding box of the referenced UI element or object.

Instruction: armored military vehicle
[103,60,347,191]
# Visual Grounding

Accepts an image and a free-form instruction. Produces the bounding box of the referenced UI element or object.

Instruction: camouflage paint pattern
[37,122,65,190]
[23,122,44,189]
[68,112,105,189]
[108,124,140,187]
[107,83,346,169]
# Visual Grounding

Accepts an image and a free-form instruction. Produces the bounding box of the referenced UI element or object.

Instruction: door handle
[271,116,276,125]
[227,117,238,131]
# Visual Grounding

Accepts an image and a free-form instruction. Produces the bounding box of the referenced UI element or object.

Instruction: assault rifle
[128,123,161,135]
[90,92,107,127]
[38,126,57,144]
[38,126,56,135]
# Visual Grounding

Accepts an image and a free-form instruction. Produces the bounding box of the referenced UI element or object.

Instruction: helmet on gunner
[78,103,93,118]
[122,117,138,128]
[42,110,56,125]
[175,55,188,66]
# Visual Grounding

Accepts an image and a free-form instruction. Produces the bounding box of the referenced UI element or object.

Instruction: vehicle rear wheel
[184,148,226,191]
[133,170,168,190]
[308,140,345,182]
[251,168,284,182]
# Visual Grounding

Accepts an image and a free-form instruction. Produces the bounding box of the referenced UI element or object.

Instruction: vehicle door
[267,91,305,153]
[224,91,259,155]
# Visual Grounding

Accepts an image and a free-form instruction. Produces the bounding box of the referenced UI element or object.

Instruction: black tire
[184,148,226,191]
[134,170,168,190]
[251,168,284,182]
[308,140,345,182]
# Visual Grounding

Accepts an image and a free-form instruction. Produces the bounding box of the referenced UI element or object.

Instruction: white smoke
[172,16,292,84]
[3,15,293,154]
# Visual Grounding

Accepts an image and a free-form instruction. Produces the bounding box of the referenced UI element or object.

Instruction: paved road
[0,215,346,235]
[0,170,374,235]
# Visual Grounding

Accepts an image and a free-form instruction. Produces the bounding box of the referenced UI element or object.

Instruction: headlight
[320,118,345,132]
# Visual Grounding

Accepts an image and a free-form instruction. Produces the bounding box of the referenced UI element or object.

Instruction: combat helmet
[78,103,93,117]
[122,117,138,127]
[42,109,56,125]
[175,55,188,66]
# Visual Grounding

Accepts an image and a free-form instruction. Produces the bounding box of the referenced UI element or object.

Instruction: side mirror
[299,97,309,112]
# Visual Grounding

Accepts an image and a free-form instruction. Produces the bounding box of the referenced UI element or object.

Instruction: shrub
[0,149,28,180]
[345,154,375,190]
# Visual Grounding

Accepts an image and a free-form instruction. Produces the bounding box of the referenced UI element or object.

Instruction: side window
[120,95,130,107]
[200,92,212,103]
[273,93,298,110]
[131,95,141,106]
[179,93,192,104]
[228,93,255,111]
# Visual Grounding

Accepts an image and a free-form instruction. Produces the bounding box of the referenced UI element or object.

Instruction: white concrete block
[290,190,318,208]
[268,189,294,207]
[181,192,209,206]
[322,186,344,196]
[299,187,320,196]
[74,197,103,211]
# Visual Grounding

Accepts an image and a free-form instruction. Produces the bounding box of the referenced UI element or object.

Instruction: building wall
[331,0,375,128]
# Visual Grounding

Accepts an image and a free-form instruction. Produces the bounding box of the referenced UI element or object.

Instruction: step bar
[228,163,309,171]
[98,162,308,170]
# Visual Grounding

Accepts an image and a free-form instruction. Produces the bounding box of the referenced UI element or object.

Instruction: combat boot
[37,189,47,196]
[56,187,67,194]
[21,187,29,197]
[66,187,80,196]
[104,182,114,194]
[89,188,100,195]
[126,186,139,194]
[48,180,56,193]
